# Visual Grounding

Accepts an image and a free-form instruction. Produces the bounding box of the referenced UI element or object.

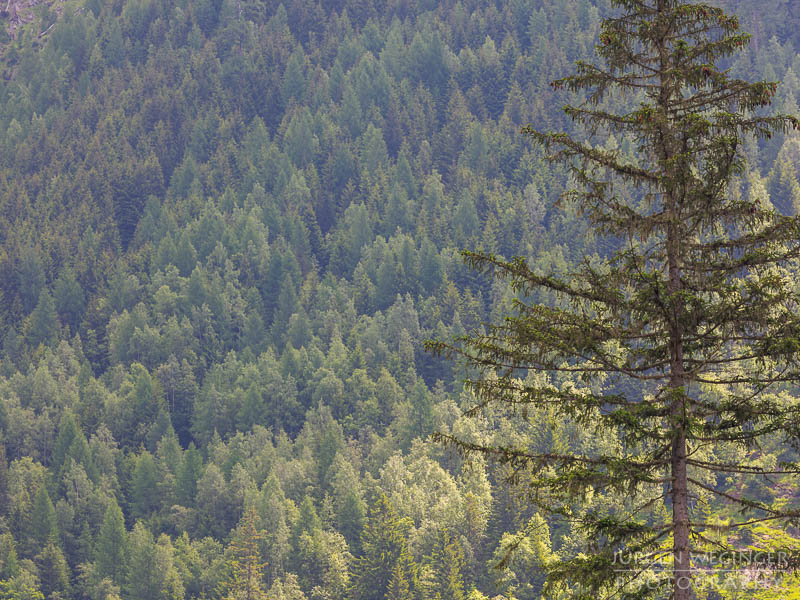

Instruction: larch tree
[95,498,128,587]
[220,506,267,600]
[36,541,70,600]
[429,1,800,599]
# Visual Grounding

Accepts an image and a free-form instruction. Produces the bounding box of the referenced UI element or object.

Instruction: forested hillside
[0,1,799,599]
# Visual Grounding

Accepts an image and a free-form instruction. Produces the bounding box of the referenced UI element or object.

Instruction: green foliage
[95,499,128,586]
[196,463,234,538]
[431,1,800,599]
[329,453,366,553]
[0,1,799,599]
[36,542,70,600]
[125,522,183,600]
[351,494,419,600]
[0,535,19,581]
[176,443,203,508]
[27,289,58,349]
[0,446,9,520]
[16,247,46,314]
[130,451,159,520]
[290,495,321,563]
[30,485,58,551]
[488,515,554,600]
[220,507,267,600]
[0,576,44,600]
[385,562,411,600]
[53,268,85,333]
[52,412,81,477]
[428,529,466,600]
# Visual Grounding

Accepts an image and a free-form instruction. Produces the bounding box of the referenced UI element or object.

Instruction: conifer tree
[53,267,85,332]
[236,384,266,433]
[0,577,44,600]
[95,498,128,587]
[125,522,158,600]
[52,412,81,477]
[176,443,203,507]
[130,450,160,520]
[31,485,58,551]
[36,541,70,600]
[429,2,800,599]
[220,506,267,600]
[428,530,465,600]
[350,494,419,600]
[384,562,411,600]
[0,446,8,519]
[125,523,183,600]
[27,289,58,348]
[0,534,19,581]
[289,495,321,572]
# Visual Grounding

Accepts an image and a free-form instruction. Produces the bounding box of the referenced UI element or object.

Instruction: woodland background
[0,0,800,599]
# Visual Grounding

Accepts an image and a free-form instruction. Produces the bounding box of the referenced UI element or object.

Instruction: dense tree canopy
[1,0,799,598]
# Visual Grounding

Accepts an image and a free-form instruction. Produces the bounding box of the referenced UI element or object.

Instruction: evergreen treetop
[220,506,267,600]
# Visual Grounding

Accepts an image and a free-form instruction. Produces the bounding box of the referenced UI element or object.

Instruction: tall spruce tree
[429,1,800,599]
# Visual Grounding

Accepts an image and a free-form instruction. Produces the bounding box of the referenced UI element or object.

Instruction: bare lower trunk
[671,406,691,600]
[668,223,692,600]
[669,220,691,599]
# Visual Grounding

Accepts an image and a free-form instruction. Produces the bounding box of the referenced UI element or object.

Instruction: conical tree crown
[351,494,418,600]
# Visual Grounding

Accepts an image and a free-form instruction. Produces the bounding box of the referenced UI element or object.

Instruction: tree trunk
[656,0,692,596]
[667,187,691,600]
[668,225,691,600]
[671,395,691,599]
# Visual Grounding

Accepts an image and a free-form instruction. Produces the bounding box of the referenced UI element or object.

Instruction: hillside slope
[0,1,799,599]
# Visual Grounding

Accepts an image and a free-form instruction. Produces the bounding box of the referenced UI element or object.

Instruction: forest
[1,0,800,599]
